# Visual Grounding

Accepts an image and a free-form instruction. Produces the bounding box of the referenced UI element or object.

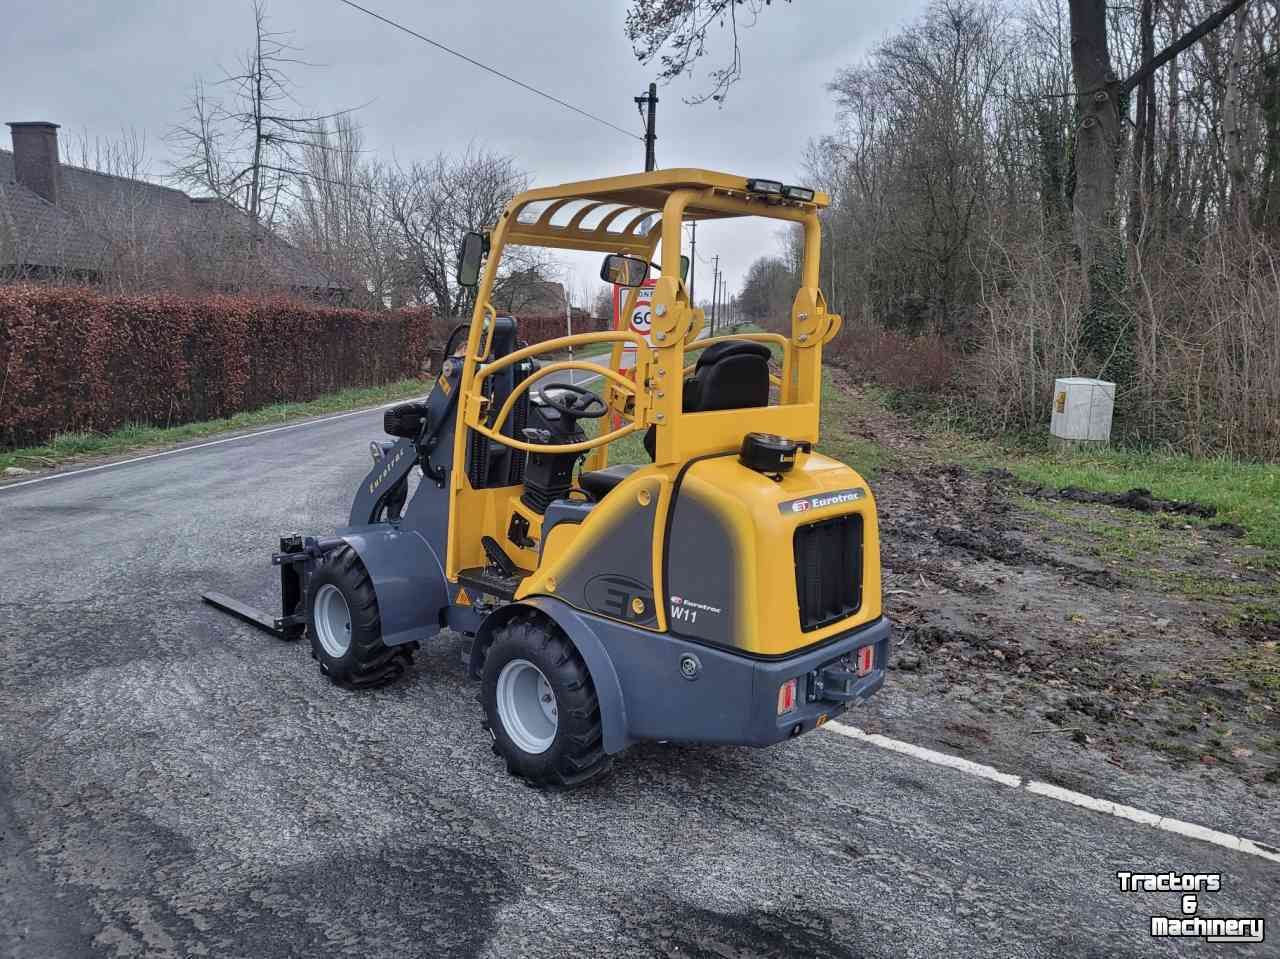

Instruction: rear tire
[307,545,414,689]
[480,616,611,789]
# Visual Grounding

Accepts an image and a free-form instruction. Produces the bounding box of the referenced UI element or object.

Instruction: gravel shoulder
[833,378,1280,841]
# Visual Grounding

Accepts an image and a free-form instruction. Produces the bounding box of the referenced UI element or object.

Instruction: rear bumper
[589,613,891,749]
[746,616,889,746]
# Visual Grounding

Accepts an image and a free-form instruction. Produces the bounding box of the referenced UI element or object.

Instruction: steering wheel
[539,383,608,420]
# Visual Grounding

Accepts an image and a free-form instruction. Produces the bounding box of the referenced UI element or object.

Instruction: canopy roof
[500,168,828,256]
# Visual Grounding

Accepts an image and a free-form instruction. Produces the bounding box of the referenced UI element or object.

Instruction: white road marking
[825,722,1022,788]
[823,721,1280,864]
[0,398,423,492]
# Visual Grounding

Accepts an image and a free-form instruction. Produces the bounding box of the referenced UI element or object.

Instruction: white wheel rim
[496,658,558,754]
[314,584,352,658]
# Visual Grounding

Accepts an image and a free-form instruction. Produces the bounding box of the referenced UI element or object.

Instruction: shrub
[513,313,610,345]
[973,231,1280,460]
[0,284,433,447]
[826,318,957,393]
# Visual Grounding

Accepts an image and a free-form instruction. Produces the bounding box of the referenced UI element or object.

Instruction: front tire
[307,545,414,689]
[480,617,611,789]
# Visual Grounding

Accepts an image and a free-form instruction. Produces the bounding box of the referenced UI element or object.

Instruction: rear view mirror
[600,253,649,288]
[456,231,485,288]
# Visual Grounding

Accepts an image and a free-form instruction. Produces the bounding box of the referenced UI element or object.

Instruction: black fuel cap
[740,432,800,474]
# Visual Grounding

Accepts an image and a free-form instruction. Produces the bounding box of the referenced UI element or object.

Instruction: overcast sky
[2,0,926,301]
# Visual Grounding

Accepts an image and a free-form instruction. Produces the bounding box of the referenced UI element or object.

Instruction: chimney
[8,121,61,204]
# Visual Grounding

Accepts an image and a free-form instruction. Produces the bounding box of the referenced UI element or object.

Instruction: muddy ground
[838,383,1280,839]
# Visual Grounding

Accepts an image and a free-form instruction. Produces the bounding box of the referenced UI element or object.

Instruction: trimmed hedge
[0,285,433,447]
[515,313,611,345]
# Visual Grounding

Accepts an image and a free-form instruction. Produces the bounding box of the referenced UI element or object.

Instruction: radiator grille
[793,514,863,632]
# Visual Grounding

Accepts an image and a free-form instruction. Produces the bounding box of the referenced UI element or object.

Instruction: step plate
[457,566,527,602]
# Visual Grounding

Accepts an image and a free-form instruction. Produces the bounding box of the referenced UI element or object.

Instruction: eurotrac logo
[779,488,865,515]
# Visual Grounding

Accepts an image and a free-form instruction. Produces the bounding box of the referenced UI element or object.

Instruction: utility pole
[721,275,732,335]
[710,254,720,336]
[635,82,658,171]
[688,221,696,303]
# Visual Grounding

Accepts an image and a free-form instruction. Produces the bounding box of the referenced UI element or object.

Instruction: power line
[335,0,643,143]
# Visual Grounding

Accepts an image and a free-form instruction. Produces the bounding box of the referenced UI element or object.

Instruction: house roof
[0,148,344,290]
[0,153,104,273]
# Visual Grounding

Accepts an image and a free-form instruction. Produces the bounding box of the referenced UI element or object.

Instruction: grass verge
[1,378,432,475]
[991,449,1279,560]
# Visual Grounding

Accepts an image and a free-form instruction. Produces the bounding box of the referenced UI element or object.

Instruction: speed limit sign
[612,279,656,372]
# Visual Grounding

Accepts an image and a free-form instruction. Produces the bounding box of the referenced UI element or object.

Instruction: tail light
[777,678,798,715]
[857,645,875,676]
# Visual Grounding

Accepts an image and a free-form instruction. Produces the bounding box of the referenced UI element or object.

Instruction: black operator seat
[578,464,640,501]
[682,339,772,413]
[639,338,772,461]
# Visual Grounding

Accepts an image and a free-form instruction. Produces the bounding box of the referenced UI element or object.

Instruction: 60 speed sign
[612,278,657,372]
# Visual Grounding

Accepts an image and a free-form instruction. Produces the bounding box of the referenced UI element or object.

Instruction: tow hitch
[808,645,876,705]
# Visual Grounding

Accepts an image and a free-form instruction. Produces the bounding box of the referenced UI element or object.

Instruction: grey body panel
[335,526,449,647]
[475,596,889,755]
[555,475,660,628]
[348,437,418,527]
[541,499,594,543]
[664,474,738,647]
[590,610,889,747]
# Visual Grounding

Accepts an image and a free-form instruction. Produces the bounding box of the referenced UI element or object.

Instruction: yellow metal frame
[448,168,841,581]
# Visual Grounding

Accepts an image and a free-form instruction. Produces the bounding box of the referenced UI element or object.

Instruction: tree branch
[1121,0,1251,94]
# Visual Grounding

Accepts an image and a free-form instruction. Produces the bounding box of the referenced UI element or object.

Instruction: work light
[782,185,815,202]
[746,178,783,195]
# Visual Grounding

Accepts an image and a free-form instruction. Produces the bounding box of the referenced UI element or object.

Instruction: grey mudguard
[336,526,449,647]
[476,597,632,756]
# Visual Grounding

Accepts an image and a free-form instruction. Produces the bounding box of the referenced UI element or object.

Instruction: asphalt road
[2,402,1277,958]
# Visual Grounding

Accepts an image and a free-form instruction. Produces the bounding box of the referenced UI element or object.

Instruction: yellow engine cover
[661,451,882,656]
[519,450,882,658]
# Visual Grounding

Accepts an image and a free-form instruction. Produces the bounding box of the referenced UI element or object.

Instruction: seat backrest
[686,340,771,413]
[644,339,772,459]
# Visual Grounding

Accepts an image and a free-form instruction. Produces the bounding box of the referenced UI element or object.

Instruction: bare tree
[739,255,794,323]
[167,0,352,229]
[286,116,400,308]
[625,0,791,103]
[59,128,174,290]
[1223,4,1253,229]
[382,145,551,318]
[592,286,616,321]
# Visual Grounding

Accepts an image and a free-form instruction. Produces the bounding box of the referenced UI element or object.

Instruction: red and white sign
[612,278,657,373]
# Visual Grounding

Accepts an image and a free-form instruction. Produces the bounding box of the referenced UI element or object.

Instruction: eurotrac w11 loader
[204,169,890,788]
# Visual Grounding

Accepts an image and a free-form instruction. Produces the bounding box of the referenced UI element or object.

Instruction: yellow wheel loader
[204,169,890,788]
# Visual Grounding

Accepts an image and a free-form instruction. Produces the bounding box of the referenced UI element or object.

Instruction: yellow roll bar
[445,168,839,579]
